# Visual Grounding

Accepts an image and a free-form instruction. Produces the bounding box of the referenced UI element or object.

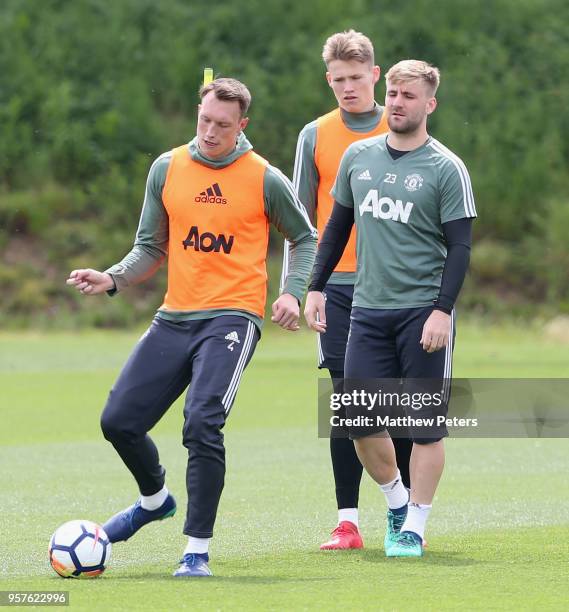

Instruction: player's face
[197,92,249,159]
[326,59,380,113]
[385,79,437,134]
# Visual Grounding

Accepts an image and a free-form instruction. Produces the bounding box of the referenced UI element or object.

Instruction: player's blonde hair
[199,77,251,117]
[385,60,440,95]
[322,29,375,67]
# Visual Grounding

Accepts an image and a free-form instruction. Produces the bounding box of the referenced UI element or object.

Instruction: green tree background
[1,0,568,327]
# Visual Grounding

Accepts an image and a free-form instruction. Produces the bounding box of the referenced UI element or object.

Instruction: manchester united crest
[404,173,424,192]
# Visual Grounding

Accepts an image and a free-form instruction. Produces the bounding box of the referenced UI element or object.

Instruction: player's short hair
[322,29,375,67]
[199,77,251,117]
[385,60,440,95]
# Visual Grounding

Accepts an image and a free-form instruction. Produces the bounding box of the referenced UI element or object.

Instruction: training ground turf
[1,323,568,611]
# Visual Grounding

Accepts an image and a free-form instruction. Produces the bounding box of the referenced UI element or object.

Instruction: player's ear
[239,116,249,131]
[372,65,380,84]
[325,71,332,87]
[426,97,437,115]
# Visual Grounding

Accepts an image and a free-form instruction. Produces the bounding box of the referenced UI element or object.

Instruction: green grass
[1,322,568,610]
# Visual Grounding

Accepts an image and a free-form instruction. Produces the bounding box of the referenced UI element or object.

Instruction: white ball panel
[51,520,86,547]
[74,536,105,567]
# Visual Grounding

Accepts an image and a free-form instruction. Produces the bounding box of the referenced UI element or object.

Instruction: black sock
[393,437,412,489]
[330,436,363,509]
[329,369,363,509]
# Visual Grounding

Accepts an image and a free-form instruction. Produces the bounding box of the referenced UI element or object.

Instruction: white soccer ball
[48,520,112,578]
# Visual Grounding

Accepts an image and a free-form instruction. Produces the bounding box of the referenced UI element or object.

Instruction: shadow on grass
[111,573,331,584]
[359,548,480,567]
[108,547,480,583]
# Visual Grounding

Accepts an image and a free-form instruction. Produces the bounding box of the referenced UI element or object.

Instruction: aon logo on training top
[359,190,414,224]
[182,225,234,253]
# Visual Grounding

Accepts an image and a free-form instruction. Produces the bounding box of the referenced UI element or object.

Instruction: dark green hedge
[1,0,567,326]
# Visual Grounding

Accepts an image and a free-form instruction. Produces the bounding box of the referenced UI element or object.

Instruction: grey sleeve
[105,152,171,293]
[264,165,317,303]
[280,122,318,292]
[293,122,319,223]
[439,157,477,223]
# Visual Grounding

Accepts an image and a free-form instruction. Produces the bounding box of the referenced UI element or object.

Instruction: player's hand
[66,269,115,296]
[420,309,451,353]
[271,293,300,331]
[304,291,327,333]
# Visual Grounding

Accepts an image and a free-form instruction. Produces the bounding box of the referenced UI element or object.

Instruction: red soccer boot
[320,521,364,550]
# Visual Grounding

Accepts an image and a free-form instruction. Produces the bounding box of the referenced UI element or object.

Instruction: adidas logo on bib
[195,183,227,204]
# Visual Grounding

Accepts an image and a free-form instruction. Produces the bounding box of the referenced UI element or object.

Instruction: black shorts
[344,306,455,442]
[318,284,354,371]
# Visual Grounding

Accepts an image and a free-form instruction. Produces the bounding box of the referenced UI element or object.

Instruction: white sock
[379,471,409,510]
[140,486,168,511]
[184,536,210,555]
[401,502,432,540]
[338,508,359,527]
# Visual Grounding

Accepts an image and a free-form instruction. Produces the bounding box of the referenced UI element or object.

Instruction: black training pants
[100,315,259,538]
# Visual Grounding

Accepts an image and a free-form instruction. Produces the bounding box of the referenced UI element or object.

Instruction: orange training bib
[314,108,388,273]
[160,145,269,317]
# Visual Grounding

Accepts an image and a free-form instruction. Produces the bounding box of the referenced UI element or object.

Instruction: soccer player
[305,60,476,556]
[67,78,316,577]
[280,30,412,550]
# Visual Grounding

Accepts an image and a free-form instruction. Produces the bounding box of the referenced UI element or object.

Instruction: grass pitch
[0,322,568,611]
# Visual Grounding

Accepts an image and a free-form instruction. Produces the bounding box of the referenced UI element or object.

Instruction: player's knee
[100,411,119,441]
[100,409,134,442]
[100,387,143,441]
[182,412,224,451]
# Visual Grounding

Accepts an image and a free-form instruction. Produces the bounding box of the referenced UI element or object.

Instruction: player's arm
[104,153,171,293]
[68,154,171,297]
[304,145,356,332]
[421,156,476,352]
[420,218,473,352]
[435,218,473,314]
[264,165,317,331]
[279,122,319,293]
[304,202,354,332]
